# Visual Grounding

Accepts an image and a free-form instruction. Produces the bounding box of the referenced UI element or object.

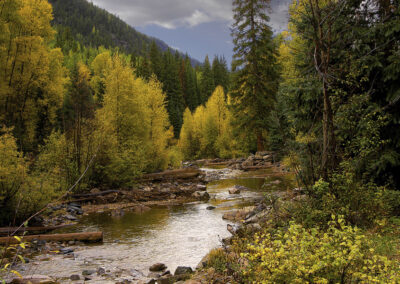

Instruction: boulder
[244,209,271,224]
[228,187,241,195]
[222,206,255,222]
[192,191,210,201]
[149,263,167,272]
[174,266,193,276]
[157,276,175,284]
[206,206,216,210]
[10,275,56,284]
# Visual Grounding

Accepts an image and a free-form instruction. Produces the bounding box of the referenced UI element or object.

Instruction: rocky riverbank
[4,154,294,284]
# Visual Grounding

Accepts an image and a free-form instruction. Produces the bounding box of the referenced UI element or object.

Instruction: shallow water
[16,168,294,282]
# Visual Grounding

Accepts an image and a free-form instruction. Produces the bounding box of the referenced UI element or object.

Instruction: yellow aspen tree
[140,76,174,171]
[95,54,149,185]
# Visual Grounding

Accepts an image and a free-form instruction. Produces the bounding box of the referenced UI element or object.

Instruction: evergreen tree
[231,0,280,152]
[161,49,185,137]
[149,41,163,79]
[184,56,199,111]
[199,55,215,105]
[212,56,230,94]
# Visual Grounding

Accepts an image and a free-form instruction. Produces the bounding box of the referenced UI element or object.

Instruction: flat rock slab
[10,275,56,284]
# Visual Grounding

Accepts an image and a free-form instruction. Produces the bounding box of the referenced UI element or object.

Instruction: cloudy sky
[89,0,292,64]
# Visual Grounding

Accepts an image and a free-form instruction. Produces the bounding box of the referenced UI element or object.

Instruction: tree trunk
[257,131,264,152]
[0,232,103,245]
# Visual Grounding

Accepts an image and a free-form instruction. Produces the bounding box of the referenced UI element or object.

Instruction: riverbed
[14,167,294,283]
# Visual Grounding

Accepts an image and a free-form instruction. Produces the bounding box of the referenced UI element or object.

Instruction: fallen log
[71,190,120,199]
[142,168,201,181]
[0,231,103,245]
[0,224,74,236]
[204,162,230,166]
[242,165,274,171]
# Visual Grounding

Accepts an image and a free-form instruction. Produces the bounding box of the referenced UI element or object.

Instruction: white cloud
[90,0,290,31]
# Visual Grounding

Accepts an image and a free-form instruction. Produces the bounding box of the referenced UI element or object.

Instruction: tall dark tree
[149,41,163,79]
[231,0,280,151]
[199,55,215,105]
[162,49,185,137]
[184,56,200,111]
[212,56,230,94]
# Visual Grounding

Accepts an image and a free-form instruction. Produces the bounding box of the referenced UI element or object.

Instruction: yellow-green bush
[241,216,399,283]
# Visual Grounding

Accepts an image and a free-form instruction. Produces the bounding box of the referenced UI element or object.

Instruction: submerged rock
[206,206,216,210]
[82,269,96,276]
[70,274,80,280]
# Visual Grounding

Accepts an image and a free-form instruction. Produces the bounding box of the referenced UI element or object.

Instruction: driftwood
[0,224,74,236]
[142,168,201,181]
[0,231,103,245]
[242,165,274,171]
[204,162,230,166]
[71,190,120,199]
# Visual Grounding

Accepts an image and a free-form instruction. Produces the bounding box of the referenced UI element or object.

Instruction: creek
[16,167,294,283]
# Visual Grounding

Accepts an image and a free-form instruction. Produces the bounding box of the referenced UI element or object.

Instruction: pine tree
[231,0,280,152]
[184,56,199,111]
[149,41,163,79]
[212,56,230,94]
[199,55,215,105]
[161,49,185,138]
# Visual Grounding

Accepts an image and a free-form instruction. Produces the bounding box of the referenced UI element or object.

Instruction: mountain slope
[49,0,191,59]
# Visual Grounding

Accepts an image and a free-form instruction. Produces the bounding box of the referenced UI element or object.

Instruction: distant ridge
[49,0,200,65]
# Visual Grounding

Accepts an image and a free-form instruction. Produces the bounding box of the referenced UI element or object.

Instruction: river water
[16,167,293,283]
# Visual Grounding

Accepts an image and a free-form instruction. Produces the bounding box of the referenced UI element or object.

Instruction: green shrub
[241,216,399,283]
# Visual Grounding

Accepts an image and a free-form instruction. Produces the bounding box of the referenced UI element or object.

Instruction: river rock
[70,274,80,280]
[60,247,74,254]
[222,206,255,222]
[64,214,78,221]
[227,224,241,235]
[192,191,210,201]
[206,206,216,210]
[149,263,167,272]
[228,187,240,194]
[244,209,271,224]
[157,275,176,284]
[174,266,193,276]
[147,272,161,279]
[11,275,56,284]
[82,269,96,276]
[196,184,207,191]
